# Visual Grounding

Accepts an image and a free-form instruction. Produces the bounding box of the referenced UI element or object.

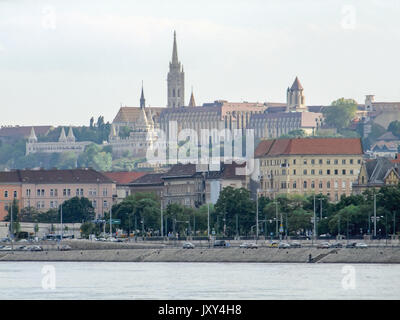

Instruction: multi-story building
[255,138,363,201]
[0,171,22,220]
[352,157,400,194]
[103,171,147,203]
[0,168,116,220]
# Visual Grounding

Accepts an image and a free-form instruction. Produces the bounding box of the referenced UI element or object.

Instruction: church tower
[167,31,185,108]
[286,77,307,112]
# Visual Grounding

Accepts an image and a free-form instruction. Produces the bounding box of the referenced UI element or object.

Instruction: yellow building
[255,138,363,201]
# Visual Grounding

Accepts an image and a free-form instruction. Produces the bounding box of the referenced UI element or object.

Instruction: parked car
[240,242,258,249]
[317,242,331,249]
[0,238,10,243]
[15,245,26,251]
[0,246,12,251]
[213,240,227,247]
[269,241,280,248]
[278,242,291,248]
[60,245,72,251]
[182,242,195,249]
[346,242,358,248]
[355,242,368,248]
[28,245,43,252]
[290,242,302,248]
[330,242,343,248]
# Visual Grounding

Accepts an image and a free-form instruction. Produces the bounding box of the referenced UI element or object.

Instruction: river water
[0,262,399,299]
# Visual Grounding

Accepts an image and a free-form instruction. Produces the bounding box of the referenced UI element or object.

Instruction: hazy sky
[1,0,400,126]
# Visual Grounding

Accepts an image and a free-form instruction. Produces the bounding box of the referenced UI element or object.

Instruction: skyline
[1,0,400,126]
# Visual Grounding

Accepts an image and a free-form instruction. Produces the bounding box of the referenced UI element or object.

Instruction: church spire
[172,30,178,65]
[188,87,196,107]
[28,126,37,143]
[58,127,67,142]
[140,81,145,109]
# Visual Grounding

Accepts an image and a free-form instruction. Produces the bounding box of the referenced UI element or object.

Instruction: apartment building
[255,138,363,201]
[0,168,116,220]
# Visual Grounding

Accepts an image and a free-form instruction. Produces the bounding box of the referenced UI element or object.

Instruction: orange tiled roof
[255,138,363,157]
[102,171,147,184]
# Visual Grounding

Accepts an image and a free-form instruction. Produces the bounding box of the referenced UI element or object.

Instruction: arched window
[173,89,176,97]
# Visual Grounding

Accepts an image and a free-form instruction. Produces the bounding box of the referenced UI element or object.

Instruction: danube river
[0,262,399,299]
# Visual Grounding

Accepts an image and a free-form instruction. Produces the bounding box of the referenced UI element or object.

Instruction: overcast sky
[1,0,399,126]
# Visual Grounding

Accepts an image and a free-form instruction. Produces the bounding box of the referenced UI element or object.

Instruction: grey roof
[366,158,398,184]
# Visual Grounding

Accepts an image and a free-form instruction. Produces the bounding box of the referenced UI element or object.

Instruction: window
[41,189,45,196]
[319,181,323,189]
[103,200,108,208]
[50,189,54,197]
[36,202,41,209]
[335,193,339,201]
[303,181,307,189]
[303,169,307,175]
[26,189,31,197]
[80,189,83,196]
[293,181,297,189]
[281,182,287,189]
[350,170,354,175]
[334,169,338,175]
[92,200,97,208]
[357,159,361,164]
[13,191,17,198]
[327,169,331,175]
[303,159,307,165]
[327,181,331,189]
[342,159,346,165]
[327,160,331,165]
[342,169,346,175]
[311,159,315,165]
[37,189,41,196]
[4,191,8,198]
[311,181,315,189]
[342,181,346,189]
[334,181,338,189]
[293,159,296,165]
[293,169,296,175]
[319,159,323,165]
[103,188,108,196]
[334,159,338,165]
[362,176,365,184]
[311,169,315,175]
[350,159,354,164]
[76,188,80,196]
[319,170,323,175]
[67,189,71,196]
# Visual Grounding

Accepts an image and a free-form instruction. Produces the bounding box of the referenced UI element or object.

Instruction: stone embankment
[1,243,400,264]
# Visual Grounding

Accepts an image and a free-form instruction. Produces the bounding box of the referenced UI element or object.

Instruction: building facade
[0,168,116,220]
[255,138,363,201]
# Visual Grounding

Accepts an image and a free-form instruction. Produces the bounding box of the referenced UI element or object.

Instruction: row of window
[3,191,18,198]
[278,180,351,190]
[24,188,108,197]
[261,158,361,166]
[266,168,357,177]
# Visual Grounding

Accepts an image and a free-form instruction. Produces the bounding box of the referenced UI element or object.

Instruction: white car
[0,246,12,251]
[355,242,368,248]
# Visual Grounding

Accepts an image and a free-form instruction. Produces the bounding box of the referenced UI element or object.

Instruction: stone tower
[286,77,307,112]
[167,31,185,108]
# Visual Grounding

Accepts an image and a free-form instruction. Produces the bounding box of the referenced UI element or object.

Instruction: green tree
[388,120,400,137]
[323,98,358,130]
[60,197,95,223]
[214,187,255,236]
[80,222,97,238]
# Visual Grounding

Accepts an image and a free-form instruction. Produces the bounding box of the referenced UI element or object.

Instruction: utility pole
[319,197,322,220]
[207,202,210,238]
[160,193,163,238]
[60,203,63,243]
[275,198,278,237]
[10,201,14,252]
[313,194,316,242]
[256,189,259,240]
[374,193,377,238]
[109,205,112,237]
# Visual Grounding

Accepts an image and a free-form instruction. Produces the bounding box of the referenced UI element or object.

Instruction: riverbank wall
[1,247,400,264]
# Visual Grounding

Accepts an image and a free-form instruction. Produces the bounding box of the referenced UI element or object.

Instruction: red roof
[255,138,363,157]
[102,171,147,184]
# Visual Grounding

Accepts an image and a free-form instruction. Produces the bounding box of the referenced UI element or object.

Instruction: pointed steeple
[291,76,303,91]
[28,127,37,143]
[172,30,179,65]
[58,127,67,142]
[67,126,75,142]
[188,88,196,107]
[140,81,145,109]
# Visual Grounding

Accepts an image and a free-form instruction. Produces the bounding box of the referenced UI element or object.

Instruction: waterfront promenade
[1,239,400,263]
